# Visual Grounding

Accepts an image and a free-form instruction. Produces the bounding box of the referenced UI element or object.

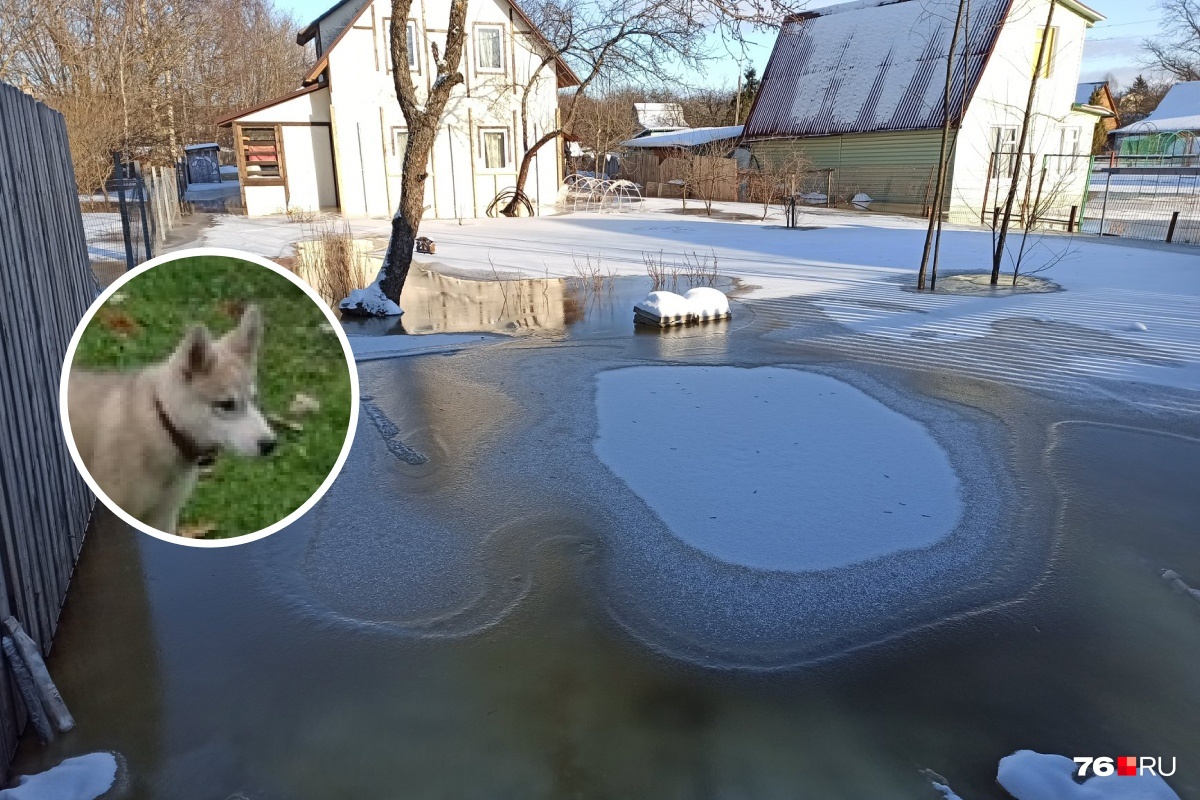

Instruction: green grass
[74,255,353,538]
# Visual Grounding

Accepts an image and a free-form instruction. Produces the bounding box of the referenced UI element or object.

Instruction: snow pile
[997,751,1179,800]
[339,280,402,317]
[634,287,730,326]
[851,192,873,208]
[594,367,962,571]
[0,752,119,800]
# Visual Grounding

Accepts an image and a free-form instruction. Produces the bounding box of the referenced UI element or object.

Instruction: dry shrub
[300,218,367,307]
[286,206,319,224]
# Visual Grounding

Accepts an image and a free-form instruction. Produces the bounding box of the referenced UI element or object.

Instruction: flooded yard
[15,264,1200,799]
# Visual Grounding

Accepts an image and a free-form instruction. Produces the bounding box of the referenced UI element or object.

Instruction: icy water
[14,272,1200,799]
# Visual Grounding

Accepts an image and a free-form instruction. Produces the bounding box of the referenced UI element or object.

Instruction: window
[407,21,418,70]
[1058,126,1081,174]
[475,25,503,71]
[1033,26,1057,78]
[240,126,283,182]
[384,20,419,72]
[991,126,1017,178]
[480,129,507,169]
[391,129,409,159]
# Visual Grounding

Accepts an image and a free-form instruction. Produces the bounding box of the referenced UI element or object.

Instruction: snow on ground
[183,198,1200,408]
[0,752,119,800]
[593,366,962,571]
[997,751,1180,800]
[348,333,497,361]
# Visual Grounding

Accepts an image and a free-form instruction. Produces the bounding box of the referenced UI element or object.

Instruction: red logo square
[1118,756,1138,776]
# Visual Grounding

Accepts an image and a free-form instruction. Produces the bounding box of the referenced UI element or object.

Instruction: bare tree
[917,0,968,291]
[10,0,309,185]
[990,0,1055,285]
[568,92,641,176]
[749,149,811,221]
[1144,0,1200,81]
[372,0,470,306]
[500,0,794,217]
[679,141,734,215]
[499,0,712,216]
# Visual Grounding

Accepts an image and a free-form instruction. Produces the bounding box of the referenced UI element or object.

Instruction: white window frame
[383,19,419,73]
[1058,126,1081,174]
[474,25,504,73]
[991,126,1018,179]
[478,128,509,171]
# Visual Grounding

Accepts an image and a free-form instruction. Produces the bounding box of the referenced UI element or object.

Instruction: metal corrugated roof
[620,126,744,149]
[744,0,1012,139]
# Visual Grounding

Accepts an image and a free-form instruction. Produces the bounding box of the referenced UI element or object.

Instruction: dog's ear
[175,325,215,381]
[223,304,263,364]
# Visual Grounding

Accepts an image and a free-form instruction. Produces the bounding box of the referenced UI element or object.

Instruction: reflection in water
[340,266,739,342]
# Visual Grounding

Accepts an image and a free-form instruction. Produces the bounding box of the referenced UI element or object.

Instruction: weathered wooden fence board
[0,82,96,780]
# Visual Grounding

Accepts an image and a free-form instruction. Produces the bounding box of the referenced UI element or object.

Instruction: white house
[218,0,579,218]
[745,0,1106,224]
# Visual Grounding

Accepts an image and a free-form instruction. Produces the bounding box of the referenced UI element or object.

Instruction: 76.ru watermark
[1073,757,1177,777]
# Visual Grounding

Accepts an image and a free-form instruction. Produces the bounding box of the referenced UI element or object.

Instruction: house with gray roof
[744,0,1106,224]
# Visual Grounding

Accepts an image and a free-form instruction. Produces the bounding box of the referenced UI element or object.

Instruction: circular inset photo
[60,248,359,546]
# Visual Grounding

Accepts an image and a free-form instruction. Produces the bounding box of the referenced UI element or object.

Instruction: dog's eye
[213,398,237,413]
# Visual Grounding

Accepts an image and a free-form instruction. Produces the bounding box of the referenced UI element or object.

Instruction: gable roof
[1113,81,1200,135]
[298,0,580,87]
[745,0,1015,139]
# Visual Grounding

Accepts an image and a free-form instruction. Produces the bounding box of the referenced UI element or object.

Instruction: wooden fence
[620,153,740,202]
[0,83,96,774]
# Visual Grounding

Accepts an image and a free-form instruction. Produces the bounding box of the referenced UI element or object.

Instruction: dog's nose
[258,438,277,456]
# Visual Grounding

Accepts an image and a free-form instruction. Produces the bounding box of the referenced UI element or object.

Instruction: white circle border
[58,246,361,548]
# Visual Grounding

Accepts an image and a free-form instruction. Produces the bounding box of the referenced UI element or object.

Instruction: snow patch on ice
[0,752,119,800]
[340,281,402,317]
[594,366,962,572]
[997,751,1179,800]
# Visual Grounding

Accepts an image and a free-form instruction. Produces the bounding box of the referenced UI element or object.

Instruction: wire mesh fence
[79,154,187,285]
[1080,167,1200,245]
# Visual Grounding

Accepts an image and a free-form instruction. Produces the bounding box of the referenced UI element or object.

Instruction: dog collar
[154,396,218,467]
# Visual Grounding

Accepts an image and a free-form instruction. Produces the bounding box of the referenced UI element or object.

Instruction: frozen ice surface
[0,752,118,800]
[997,751,1180,800]
[348,333,494,362]
[594,366,961,571]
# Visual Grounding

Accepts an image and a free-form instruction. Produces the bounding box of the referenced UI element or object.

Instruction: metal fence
[0,82,96,779]
[1080,167,1200,245]
[80,154,185,285]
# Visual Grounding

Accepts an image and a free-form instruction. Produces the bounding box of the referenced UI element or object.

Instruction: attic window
[476,25,503,71]
[1033,26,1057,78]
[239,126,283,182]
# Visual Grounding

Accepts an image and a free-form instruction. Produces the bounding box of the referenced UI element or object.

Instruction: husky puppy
[68,305,276,536]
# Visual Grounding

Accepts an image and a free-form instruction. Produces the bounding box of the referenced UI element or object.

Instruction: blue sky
[277,0,1165,92]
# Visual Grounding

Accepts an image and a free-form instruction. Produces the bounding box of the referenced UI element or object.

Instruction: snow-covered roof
[1113,81,1200,135]
[621,126,744,149]
[183,142,219,151]
[634,103,688,132]
[745,0,1014,138]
